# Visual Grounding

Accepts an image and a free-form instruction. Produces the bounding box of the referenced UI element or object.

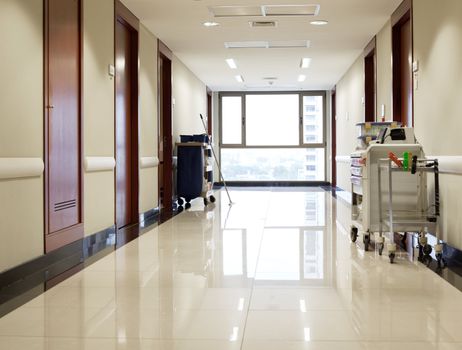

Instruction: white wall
[413,0,462,248]
[83,0,115,236]
[0,0,44,272]
[172,56,207,145]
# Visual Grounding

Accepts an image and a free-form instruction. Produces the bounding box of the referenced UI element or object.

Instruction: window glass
[222,96,242,144]
[303,95,324,144]
[222,148,325,181]
[246,94,299,146]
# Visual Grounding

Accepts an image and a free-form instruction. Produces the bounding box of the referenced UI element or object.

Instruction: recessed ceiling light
[310,20,328,26]
[298,74,306,82]
[300,58,311,68]
[235,75,244,83]
[226,58,237,69]
[203,21,220,27]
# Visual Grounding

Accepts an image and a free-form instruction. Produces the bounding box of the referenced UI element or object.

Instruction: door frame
[158,40,173,211]
[43,0,84,253]
[331,87,337,187]
[207,88,213,135]
[114,0,140,228]
[391,0,413,125]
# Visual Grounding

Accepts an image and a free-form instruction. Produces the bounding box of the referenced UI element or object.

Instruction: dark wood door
[158,48,173,212]
[115,18,138,229]
[45,0,83,252]
[392,0,413,127]
[364,38,376,123]
[400,19,412,127]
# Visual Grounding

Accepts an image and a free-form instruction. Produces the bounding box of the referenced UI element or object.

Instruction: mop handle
[199,114,233,204]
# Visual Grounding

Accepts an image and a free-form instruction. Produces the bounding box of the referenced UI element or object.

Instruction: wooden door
[115,16,139,229]
[45,0,83,252]
[392,0,413,127]
[158,42,173,212]
[400,19,412,127]
[364,37,377,122]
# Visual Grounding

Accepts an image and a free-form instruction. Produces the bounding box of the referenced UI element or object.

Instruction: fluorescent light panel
[209,5,320,18]
[226,58,237,69]
[203,21,220,27]
[310,20,328,26]
[301,57,311,68]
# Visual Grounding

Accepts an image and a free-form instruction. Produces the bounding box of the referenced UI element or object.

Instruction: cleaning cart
[176,135,216,209]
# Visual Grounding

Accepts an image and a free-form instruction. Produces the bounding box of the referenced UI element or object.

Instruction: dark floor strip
[0,207,178,318]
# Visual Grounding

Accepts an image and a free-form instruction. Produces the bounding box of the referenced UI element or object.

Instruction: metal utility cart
[349,123,427,251]
[378,156,444,265]
[176,139,216,209]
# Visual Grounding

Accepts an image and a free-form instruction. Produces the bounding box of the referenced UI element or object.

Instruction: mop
[199,114,234,205]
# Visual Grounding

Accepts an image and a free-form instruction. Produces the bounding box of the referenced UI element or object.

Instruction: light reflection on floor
[0,188,462,350]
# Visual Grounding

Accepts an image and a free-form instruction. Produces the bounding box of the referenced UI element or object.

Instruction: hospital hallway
[1,187,462,349]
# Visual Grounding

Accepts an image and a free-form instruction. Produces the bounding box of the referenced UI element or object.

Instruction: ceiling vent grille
[250,21,278,28]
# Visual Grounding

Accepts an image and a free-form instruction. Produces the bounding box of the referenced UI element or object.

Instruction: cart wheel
[203,197,208,206]
[185,202,191,210]
[436,253,446,270]
[177,197,184,206]
[377,243,384,256]
[363,234,371,252]
[177,206,184,213]
[423,244,432,256]
[210,195,216,203]
[389,252,395,264]
[350,227,358,243]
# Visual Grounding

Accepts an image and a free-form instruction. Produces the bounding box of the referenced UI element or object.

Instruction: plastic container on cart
[356,122,402,148]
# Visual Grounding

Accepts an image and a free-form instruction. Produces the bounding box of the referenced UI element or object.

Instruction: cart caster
[434,244,446,270]
[203,197,208,206]
[389,252,396,264]
[177,197,184,206]
[363,233,371,252]
[436,253,446,270]
[350,227,358,243]
[185,202,191,210]
[422,244,432,266]
[177,206,184,213]
[377,243,384,256]
[210,195,216,203]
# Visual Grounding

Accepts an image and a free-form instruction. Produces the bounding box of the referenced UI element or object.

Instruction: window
[246,94,299,146]
[220,92,326,181]
[221,96,242,144]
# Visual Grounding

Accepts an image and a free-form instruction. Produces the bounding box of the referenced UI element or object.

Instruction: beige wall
[413,0,462,247]
[0,0,44,271]
[172,56,207,144]
[335,55,364,191]
[83,0,115,236]
[139,24,159,213]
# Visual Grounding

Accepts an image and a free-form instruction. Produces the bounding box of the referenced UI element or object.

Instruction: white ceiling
[122,0,402,92]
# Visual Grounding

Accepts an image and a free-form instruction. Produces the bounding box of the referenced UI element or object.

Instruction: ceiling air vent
[225,40,310,49]
[250,21,278,28]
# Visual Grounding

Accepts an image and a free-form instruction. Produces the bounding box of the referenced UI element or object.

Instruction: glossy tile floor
[1,188,462,349]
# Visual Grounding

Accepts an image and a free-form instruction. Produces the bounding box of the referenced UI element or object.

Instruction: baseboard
[0,225,116,317]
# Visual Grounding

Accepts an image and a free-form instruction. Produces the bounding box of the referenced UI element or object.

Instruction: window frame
[218,90,327,182]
